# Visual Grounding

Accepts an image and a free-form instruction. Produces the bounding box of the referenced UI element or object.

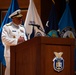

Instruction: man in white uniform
[1,9,27,75]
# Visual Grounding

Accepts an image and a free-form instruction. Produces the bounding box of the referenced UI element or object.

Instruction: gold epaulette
[20,25,24,27]
[6,22,12,26]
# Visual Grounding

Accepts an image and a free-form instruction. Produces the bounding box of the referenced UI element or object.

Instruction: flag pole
[66,0,69,3]
[52,0,55,4]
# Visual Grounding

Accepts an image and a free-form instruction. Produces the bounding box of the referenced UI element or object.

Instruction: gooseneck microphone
[29,23,47,36]
[29,24,40,29]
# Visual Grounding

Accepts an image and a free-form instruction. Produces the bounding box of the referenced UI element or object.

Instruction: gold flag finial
[52,0,55,4]
[66,0,69,3]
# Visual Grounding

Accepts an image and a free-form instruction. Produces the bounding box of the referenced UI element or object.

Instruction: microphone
[29,24,40,29]
[29,23,47,36]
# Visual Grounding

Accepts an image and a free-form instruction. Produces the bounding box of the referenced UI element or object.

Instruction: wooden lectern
[10,36,75,75]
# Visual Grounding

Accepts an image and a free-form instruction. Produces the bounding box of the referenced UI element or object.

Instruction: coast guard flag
[0,0,19,66]
[45,0,59,37]
[58,2,75,38]
[24,0,45,39]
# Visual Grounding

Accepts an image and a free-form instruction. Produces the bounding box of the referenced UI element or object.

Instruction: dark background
[41,0,76,30]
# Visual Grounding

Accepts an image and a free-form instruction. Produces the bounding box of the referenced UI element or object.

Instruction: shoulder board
[6,22,12,26]
[6,24,11,26]
[20,25,24,28]
[20,25,24,27]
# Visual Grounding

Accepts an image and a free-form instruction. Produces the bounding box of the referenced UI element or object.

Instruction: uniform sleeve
[24,34,27,41]
[1,25,18,46]
[21,26,27,41]
[23,29,27,41]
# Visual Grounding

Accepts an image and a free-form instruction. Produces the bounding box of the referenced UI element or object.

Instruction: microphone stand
[29,24,51,37]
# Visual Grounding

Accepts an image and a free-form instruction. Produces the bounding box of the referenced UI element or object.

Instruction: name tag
[12,30,16,32]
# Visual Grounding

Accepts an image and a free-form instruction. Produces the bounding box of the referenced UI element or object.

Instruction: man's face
[12,17,23,25]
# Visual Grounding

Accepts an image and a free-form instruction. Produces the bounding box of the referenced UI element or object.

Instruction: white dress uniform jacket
[1,22,27,57]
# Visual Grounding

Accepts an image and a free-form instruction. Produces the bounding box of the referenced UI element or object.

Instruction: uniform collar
[12,22,20,28]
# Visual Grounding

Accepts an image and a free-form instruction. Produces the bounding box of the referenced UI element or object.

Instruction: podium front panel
[41,44,71,75]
